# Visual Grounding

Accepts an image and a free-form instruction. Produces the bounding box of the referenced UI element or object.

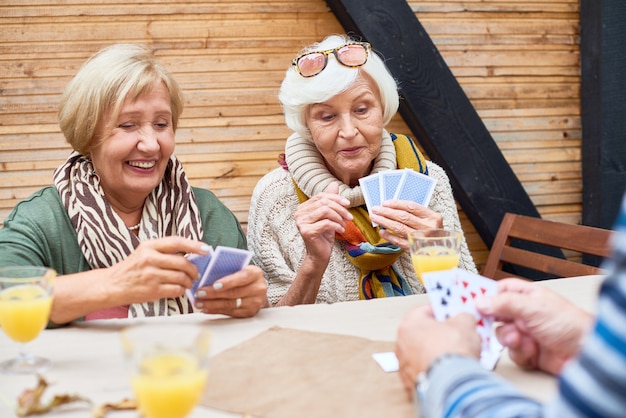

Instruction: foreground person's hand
[395,305,481,399]
[476,278,594,375]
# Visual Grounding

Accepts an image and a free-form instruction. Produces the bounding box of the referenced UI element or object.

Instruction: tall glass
[408,228,462,285]
[121,323,211,418]
[0,266,56,374]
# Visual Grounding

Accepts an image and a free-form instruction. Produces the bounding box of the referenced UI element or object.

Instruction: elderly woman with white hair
[247,34,477,306]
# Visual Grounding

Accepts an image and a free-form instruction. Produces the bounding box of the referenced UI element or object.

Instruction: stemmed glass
[0,266,56,374]
[121,323,211,418]
[408,228,462,285]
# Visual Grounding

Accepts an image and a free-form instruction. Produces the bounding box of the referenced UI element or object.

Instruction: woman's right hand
[294,182,352,264]
[50,236,211,324]
[107,236,209,303]
[276,182,352,307]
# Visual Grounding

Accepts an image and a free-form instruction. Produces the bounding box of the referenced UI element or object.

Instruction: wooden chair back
[482,213,614,280]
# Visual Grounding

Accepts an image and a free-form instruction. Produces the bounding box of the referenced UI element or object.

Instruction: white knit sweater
[247,135,477,306]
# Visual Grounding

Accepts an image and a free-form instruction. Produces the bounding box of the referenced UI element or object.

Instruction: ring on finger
[235,297,242,309]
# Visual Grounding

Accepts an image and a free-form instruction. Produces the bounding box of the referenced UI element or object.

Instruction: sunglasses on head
[292,42,371,78]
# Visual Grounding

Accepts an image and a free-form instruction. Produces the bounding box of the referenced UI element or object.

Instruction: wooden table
[0,275,604,417]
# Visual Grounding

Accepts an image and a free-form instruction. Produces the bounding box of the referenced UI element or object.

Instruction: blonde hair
[279,34,399,140]
[58,44,184,155]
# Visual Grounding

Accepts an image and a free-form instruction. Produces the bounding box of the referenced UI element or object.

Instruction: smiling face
[305,74,384,187]
[90,82,175,212]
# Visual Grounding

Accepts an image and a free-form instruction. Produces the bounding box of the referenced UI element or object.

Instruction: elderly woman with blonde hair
[0,44,268,324]
[247,34,476,307]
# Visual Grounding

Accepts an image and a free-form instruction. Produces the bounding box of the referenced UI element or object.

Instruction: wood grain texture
[483,213,613,280]
[0,0,584,271]
[326,0,547,263]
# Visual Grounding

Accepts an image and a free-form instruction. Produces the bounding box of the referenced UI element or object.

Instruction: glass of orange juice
[121,323,211,418]
[408,228,462,285]
[0,266,56,374]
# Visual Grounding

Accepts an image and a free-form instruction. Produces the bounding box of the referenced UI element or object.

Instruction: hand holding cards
[422,268,503,370]
[359,168,436,226]
[185,246,253,304]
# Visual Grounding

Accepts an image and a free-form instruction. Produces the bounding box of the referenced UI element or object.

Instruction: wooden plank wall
[0,0,580,272]
[405,1,582,268]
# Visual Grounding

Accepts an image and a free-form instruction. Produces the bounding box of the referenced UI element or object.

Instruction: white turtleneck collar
[284,130,397,207]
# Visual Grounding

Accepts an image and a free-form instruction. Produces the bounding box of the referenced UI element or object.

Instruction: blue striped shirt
[420,197,626,417]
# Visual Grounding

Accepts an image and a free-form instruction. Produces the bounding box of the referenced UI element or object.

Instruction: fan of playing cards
[422,268,504,370]
[359,168,437,226]
[185,246,253,304]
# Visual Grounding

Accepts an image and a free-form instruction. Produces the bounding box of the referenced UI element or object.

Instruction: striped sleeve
[421,356,543,418]
[545,228,626,417]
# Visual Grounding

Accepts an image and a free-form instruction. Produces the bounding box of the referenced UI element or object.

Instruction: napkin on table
[202,326,413,418]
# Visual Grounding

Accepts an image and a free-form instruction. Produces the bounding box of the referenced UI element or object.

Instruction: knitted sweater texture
[247,147,477,306]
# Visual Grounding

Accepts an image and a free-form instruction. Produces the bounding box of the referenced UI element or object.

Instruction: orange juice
[411,246,460,284]
[132,352,208,418]
[0,285,52,343]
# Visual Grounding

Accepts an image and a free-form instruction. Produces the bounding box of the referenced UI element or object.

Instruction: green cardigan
[0,186,247,274]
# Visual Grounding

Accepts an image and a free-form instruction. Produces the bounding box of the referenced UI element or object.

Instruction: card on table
[186,246,253,304]
[422,268,503,370]
[359,169,437,226]
[372,351,399,373]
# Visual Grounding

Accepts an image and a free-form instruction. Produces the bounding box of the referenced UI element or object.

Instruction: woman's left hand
[370,199,443,251]
[193,265,269,318]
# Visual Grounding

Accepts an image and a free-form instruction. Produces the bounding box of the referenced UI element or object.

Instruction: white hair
[279,34,400,140]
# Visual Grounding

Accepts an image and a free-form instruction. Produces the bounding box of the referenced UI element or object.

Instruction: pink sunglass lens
[297,53,326,77]
[337,45,367,66]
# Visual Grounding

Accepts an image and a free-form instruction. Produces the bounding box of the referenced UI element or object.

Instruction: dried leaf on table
[91,398,136,418]
[16,375,91,416]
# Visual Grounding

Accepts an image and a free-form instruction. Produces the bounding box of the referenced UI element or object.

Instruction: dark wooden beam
[581,0,626,237]
[325,0,566,278]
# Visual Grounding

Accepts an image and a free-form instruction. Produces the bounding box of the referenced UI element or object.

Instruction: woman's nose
[137,125,160,152]
[338,115,358,138]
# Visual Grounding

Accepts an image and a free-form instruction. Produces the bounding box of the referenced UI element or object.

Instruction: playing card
[185,249,214,300]
[202,246,253,288]
[422,268,502,370]
[453,269,498,316]
[379,169,405,202]
[394,169,437,207]
[422,271,457,321]
[372,351,399,373]
[480,334,504,370]
[451,269,501,368]
[186,246,253,303]
[186,250,213,274]
[359,173,382,226]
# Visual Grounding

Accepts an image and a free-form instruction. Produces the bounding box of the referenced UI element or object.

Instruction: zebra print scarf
[53,151,203,318]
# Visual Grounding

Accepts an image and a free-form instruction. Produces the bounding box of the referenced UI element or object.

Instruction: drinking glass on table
[0,266,56,374]
[121,323,211,418]
[408,228,462,285]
